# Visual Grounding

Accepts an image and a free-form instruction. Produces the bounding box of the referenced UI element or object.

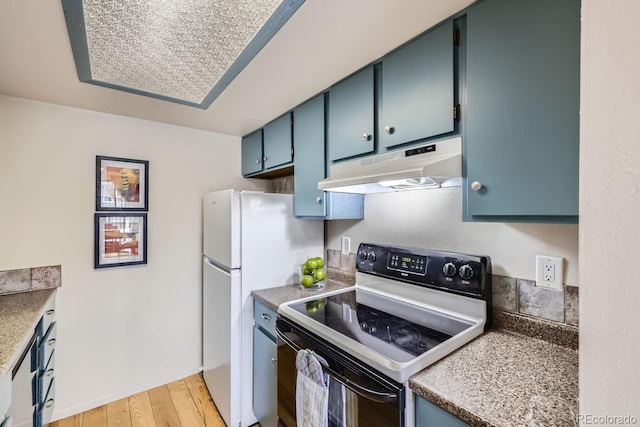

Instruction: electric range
[278,243,492,383]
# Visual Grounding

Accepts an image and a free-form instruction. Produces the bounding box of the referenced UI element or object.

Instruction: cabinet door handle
[45,309,55,316]
[316,197,322,204]
[263,156,269,161]
[383,125,395,134]
[261,313,272,321]
[45,399,54,409]
[47,339,56,346]
[271,358,277,365]
[362,133,371,141]
[46,369,54,378]
[471,181,483,191]
[255,159,260,164]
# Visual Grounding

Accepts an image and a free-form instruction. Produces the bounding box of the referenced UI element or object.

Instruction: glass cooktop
[288,289,474,363]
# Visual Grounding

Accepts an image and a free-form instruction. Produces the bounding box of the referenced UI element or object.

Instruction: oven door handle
[275,325,398,404]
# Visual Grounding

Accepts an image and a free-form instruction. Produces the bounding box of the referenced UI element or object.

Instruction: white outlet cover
[535,255,564,290]
[341,236,351,254]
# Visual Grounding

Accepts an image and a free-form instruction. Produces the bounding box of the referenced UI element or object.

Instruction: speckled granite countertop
[409,329,578,427]
[252,283,578,427]
[251,279,354,312]
[0,289,57,379]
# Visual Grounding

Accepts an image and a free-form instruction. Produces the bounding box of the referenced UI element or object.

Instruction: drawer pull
[270,358,277,365]
[45,309,55,316]
[261,313,272,321]
[46,369,54,378]
[47,339,56,346]
[45,399,54,409]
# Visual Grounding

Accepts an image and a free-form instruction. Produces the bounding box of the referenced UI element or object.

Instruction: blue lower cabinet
[36,378,55,427]
[415,395,470,427]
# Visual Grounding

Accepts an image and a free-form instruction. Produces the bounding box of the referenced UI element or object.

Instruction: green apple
[301,275,315,287]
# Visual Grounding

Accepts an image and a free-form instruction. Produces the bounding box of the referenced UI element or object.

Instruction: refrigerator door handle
[204,256,236,274]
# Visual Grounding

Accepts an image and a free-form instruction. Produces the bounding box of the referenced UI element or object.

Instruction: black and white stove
[275,243,491,427]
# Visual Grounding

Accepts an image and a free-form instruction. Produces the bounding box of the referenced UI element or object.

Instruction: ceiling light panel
[62,0,304,108]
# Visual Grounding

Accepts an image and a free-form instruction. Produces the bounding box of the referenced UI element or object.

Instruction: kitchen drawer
[36,298,56,340]
[254,300,277,339]
[37,351,55,405]
[39,323,56,370]
[0,373,10,421]
[37,378,54,427]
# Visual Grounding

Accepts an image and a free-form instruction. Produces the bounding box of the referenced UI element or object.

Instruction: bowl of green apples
[299,256,326,290]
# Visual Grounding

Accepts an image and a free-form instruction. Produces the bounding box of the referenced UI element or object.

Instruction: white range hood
[318,136,462,194]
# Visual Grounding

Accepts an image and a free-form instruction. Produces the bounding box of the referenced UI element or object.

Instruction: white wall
[326,188,579,285]
[0,95,268,419]
[580,0,640,417]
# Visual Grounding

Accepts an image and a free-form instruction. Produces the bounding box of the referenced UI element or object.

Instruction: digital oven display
[387,252,428,275]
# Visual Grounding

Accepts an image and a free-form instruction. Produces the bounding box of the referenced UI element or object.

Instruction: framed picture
[94,213,147,268]
[96,156,149,211]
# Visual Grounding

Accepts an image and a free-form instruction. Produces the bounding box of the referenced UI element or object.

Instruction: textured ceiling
[84,0,283,104]
[0,0,476,137]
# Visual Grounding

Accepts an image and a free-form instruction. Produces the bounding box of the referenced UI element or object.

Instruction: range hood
[318,136,462,194]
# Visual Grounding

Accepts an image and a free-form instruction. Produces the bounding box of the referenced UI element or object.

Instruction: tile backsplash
[492,274,578,327]
[0,265,62,296]
[325,249,579,328]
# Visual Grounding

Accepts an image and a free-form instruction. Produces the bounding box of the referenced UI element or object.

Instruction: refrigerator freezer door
[203,257,241,427]
[203,190,241,269]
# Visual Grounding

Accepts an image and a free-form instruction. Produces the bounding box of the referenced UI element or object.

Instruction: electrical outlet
[341,236,351,254]
[535,255,563,290]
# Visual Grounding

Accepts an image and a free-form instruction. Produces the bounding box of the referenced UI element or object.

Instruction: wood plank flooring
[50,374,228,427]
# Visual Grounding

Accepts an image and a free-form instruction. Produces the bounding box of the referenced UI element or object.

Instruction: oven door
[275,317,405,427]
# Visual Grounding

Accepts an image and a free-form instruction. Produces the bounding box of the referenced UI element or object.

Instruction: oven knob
[459,264,474,280]
[368,252,376,262]
[442,262,456,277]
[359,251,368,261]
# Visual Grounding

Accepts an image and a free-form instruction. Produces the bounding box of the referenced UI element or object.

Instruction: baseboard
[50,367,201,421]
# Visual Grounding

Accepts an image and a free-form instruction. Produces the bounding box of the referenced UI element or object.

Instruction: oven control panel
[357,243,491,300]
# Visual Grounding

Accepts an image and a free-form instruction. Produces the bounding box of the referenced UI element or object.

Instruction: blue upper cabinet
[379,21,454,150]
[464,0,580,221]
[263,112,293,170]
[294,95,326,217]
[242,113,293,177]
[327,66,375,162]
[293,95,364,220]
[241,130,263,176]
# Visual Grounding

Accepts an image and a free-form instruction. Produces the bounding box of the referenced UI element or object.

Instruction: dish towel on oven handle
[296,349,329,427]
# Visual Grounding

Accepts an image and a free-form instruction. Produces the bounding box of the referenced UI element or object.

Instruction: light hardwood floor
[50,374,228,427]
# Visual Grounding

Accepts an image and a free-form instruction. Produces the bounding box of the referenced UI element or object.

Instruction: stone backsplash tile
[326,249,340,269]
[564,285,579,327]
[31,266,62,290]
[0,265,62,296]
[0,269,31,294]
[492,275,518,312]
[340,252,356,274]
[518,279,565,323]
[326,249,356,274]
[271,176,294,194]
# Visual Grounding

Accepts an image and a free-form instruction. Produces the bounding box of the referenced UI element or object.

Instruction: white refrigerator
[202,190,324,427]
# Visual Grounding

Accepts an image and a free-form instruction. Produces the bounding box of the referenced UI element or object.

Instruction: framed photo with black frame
[96,156,149,211]
[94,213,148,269]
